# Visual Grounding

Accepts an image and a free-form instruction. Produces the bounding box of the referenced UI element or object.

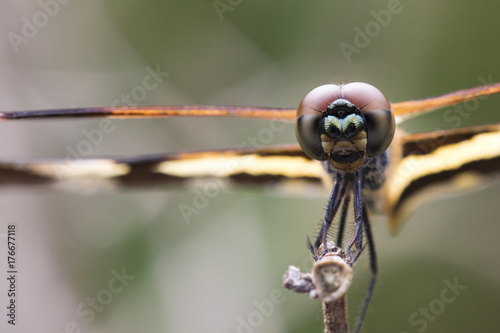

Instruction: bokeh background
[0,1,499,332]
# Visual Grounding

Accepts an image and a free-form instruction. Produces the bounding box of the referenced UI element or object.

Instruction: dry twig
[283,244,352,333]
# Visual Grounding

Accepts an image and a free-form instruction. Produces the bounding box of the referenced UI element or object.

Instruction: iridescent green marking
[323,114,365,137]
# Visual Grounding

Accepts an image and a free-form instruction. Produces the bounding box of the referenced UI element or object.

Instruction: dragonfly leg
[353,204,378,333]
[346,172,363,264]
[335,194,350,248]
[314,172,345,259]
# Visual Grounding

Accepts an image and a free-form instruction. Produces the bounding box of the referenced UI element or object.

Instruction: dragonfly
[1,82,500,332]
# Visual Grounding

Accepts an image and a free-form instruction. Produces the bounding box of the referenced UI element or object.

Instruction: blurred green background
[0,1,499,332]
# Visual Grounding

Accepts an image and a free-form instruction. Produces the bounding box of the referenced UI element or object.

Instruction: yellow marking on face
[387,131,500,210]
[320,131,367,155]
[156,154,326,179]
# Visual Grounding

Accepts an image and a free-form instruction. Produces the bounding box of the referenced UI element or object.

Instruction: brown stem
[323,294,349,333]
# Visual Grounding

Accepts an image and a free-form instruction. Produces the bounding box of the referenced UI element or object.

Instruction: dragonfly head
[295,82,395,171]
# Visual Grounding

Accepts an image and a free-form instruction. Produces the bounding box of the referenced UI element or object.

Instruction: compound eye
[340,82,395,157]
[295,84,342,160]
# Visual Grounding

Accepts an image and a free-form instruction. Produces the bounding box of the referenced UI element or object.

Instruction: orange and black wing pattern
[0,145,328,192]
[378,82,500,231]
[1,83,500,231]
[384,124,500,232]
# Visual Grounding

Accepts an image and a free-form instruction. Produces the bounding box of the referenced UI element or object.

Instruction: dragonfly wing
[385,124,500,233]
[392,82,500,122]
[0,106,296,121]
[2,83,498,123]
[0,145,329,194]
